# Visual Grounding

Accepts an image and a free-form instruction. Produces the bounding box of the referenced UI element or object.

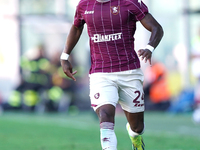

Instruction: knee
[99,109,115,122]
[97,105,115,123]
[130,123,144,134]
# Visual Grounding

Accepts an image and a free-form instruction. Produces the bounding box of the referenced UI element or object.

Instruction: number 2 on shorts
[133,91,144,107]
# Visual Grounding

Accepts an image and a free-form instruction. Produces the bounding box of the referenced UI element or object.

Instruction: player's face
[96,0,110,3]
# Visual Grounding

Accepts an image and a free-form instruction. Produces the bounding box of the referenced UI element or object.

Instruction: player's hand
[137,49,152,66]
[60,60,77,81]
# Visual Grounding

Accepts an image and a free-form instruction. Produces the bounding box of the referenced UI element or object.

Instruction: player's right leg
[89,73,119,150]
[96,104,117,150]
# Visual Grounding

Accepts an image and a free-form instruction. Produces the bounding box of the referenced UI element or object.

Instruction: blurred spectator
[144,61,171,111]
[3,45,88,113]
[191,26,200,123]
[3,45,51,111]
[167,42,195,114]
[168,89,194,113]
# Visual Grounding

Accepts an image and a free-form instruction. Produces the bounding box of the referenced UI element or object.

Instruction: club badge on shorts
[94,93,100,99]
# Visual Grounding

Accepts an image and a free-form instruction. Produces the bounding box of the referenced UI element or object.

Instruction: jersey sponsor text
[91,33,122,43]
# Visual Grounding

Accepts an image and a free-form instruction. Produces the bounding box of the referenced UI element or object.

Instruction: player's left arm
[138,13,164,65]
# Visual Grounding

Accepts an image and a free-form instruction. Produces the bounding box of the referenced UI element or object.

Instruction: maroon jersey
[74,0,148,74]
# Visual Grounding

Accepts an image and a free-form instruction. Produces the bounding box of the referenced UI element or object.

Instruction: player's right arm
[61,25,84,81]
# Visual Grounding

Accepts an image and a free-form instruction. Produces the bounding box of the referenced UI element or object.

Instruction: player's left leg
[124,111,145,150]
[117,68,145,150]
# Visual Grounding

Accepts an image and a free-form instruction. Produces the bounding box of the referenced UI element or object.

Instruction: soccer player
[60,0,164,149]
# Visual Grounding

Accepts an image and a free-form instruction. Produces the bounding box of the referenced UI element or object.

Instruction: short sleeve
[73,3,85,28]
[128,0,149,21]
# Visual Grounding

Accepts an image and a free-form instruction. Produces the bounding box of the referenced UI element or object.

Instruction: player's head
[96,0,110,3]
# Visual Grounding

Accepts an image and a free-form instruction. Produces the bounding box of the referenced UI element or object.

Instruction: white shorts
[89,68,145,113]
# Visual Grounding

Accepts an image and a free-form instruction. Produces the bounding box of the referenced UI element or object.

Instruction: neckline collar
[96,0,110,3]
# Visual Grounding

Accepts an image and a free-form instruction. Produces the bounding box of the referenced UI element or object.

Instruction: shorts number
[133,91,144,107]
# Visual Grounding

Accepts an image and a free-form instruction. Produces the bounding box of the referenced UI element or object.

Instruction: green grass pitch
[0,111,200,150]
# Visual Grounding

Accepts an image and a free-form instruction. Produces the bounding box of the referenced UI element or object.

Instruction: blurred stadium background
[0,0,200,149]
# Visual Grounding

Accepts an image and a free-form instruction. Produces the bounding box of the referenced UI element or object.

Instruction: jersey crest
[110,6,120,15]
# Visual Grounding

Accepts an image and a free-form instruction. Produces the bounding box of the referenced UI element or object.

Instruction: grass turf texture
[0,111,200,150]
